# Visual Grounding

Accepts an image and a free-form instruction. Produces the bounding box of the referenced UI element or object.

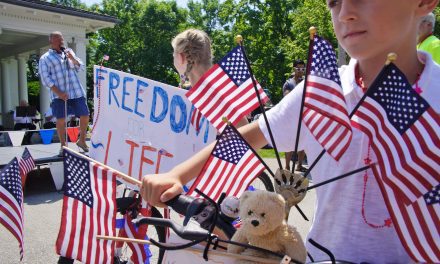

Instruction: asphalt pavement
[0,159,316,264]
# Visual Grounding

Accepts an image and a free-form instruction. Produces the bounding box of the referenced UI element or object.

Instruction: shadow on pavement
[24,167,63,205]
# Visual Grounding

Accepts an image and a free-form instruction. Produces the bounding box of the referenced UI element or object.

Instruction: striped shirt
[39,49,86,100]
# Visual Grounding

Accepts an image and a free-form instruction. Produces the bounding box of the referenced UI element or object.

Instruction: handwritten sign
[91,66,216,186]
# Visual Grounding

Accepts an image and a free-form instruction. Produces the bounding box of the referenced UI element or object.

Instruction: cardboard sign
[91,66,216,186]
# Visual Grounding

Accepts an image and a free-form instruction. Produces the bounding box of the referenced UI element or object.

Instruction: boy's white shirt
[259,51,438,262]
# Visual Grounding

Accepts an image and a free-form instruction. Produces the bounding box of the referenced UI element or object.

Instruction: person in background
[13,100,38,131]
[282,59,306,96]
[173,29,248,128]
[39,31,89,157]
[417,12,440,64]
[13,100,39,144]
[283,60,307,172]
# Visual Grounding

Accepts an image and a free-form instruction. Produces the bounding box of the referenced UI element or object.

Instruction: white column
[8,58,19,107]
[73,37,87,99]
[1,59,12,113]
[39,48,51,115]
[17,54,29,103]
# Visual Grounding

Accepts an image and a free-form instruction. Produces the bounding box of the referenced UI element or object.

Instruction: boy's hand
[141,173,183,207]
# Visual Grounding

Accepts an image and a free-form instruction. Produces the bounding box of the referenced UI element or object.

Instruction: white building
[0,0,118,128]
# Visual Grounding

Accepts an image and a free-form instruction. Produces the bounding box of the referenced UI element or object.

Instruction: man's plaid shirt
[39,48,86,100]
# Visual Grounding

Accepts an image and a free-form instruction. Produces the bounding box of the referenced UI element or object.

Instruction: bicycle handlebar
[164,194,236,239]
[134,217,209,241]
[132,192,355,264]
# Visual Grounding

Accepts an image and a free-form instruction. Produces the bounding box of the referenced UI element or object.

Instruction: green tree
[433,6,440,38]
[51,0,87,9]
[133,0,188,84]
[92,0,187,86]
[213,0,304,103]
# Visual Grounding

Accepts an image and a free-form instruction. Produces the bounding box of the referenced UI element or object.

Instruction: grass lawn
[257,148,285,158]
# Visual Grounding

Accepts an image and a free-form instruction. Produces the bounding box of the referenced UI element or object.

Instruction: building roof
[0,0,120,24]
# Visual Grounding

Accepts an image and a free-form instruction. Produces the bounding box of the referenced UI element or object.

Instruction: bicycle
[114,186,167,264]
[121,190,355,264]
[113,171,274,264]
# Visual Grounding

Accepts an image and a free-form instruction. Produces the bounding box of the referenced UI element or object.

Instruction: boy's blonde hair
[171,29,213,83]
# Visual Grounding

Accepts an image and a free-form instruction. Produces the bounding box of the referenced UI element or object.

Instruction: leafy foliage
[32,0,439,112]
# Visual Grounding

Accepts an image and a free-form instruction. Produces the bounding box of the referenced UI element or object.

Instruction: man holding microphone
[39,31,89,157]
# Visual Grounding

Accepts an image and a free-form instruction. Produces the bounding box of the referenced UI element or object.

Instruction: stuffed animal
[227,190,307,264]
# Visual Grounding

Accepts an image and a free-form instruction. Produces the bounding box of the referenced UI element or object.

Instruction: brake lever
[134,216,209,241]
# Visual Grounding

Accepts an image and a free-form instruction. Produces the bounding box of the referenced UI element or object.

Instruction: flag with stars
[351,62,440,263]
[56,149,117,264]
[0,158,24,261]
[303,35,352,161]
[188,125,265,202]
[186,46,269,132]
[19,147,35,186]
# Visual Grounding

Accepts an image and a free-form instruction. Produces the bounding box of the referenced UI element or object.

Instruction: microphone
[60,47,71,60]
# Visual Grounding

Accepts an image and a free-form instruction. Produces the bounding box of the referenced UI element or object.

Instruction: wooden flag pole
[235,35,284,172]
[97,235,282,263]
[62,146,141,186]
[303,53,398,178]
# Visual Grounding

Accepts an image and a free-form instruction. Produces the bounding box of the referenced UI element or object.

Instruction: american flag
[186,46,269,132]
[56,149,117,263]
[303,35,352,161]
[351,63,440,262]
[19,147,35,186]
[190,105,204,132]
[116,212,151,264]
[0,158,24,260]
[188,125,265,202]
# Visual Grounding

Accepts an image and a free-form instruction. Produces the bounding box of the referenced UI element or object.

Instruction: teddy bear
[227,190,307,264]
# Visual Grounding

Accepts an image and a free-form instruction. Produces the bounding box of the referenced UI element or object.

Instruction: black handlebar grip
[165,194,194,214]
[165,194,237,239]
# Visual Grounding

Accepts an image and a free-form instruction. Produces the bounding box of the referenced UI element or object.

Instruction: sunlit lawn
[257,148,285,158]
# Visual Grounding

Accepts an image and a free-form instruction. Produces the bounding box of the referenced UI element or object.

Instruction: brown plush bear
[227,190,307,264]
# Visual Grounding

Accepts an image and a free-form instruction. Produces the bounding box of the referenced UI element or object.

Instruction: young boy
[141,0,439,262]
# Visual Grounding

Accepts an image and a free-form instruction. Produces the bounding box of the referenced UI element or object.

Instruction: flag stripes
[190,105,204,132]
[193,151,265,202]
[374,169,440,262]
[19,148,35,186]
[124,214,148,264]
[0,186,24,258]
[56,151,117,264]
[188,65,267,131]
[188,125,265,201]
[303,36,352,160]
[0,158,24,260]
[352,101,438,204]
[186,46,268,132]
[350,62,440,262]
